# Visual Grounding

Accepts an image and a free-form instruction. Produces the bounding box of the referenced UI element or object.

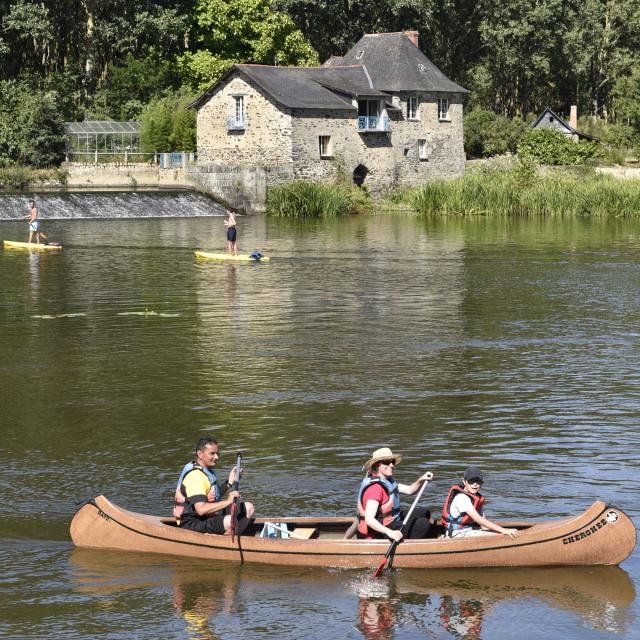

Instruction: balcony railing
[227,117,246,131]
[357,115,390,132]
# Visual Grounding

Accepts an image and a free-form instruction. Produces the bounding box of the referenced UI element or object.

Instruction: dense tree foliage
[1,0,639,166]
[0,79,65,166]
[464,110,527,157]
[139,90,197,152]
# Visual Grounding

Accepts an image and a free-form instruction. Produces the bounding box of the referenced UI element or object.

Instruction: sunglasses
[467,478,483,485]
[379,459,396,466]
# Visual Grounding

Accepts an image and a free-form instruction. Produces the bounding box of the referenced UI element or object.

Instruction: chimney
[404,31,419,48]
[569,105,577,130]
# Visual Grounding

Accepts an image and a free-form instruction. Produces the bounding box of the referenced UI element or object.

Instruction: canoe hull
[4,240,62,251]
[195,250,269,262]
[70,496,636,569]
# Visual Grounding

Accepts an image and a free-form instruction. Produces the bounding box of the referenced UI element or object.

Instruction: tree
[564,0,640,120]
[140,90,196,152]
[0,79,65,167]
[466,0,570,117]
[179,0,319,90]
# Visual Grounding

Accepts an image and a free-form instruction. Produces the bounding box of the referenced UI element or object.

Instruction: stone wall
[196,75,293,167]
[186,165,294,213]
[288,93,465,193]
[64,163,189,190]
[596,166,640,180]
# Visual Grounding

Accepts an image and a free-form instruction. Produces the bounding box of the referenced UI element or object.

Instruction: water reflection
[28,251,40,299]
[226,264,237,304]
[392,566,636,636]
[70,549,635,640]
[173,576,237,640]
[437,595,484,640]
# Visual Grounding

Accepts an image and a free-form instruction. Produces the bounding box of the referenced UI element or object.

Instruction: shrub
[464,110,526,157]
[464,110,496,157]
[484,116,526,155]
[0,166,32,190]
[518,128,597,165]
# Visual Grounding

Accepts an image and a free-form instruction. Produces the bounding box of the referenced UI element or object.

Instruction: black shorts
[227,227,237,242]
[180,502,248,535]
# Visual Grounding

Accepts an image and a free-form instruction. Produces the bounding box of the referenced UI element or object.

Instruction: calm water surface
[0,203,638,639]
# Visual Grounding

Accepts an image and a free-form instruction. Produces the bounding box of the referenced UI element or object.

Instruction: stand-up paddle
[373,473,432,577]
[230,452,242,542]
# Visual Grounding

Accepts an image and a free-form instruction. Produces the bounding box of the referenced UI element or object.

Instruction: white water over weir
[0,191,225,220]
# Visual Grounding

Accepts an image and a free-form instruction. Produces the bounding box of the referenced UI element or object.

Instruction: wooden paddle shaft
[400,479,429,530]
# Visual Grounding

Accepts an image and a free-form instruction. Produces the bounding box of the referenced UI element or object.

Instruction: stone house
[188,31,468,211]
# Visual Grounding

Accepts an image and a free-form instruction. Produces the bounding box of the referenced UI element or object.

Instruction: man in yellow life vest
[177,437,255,535]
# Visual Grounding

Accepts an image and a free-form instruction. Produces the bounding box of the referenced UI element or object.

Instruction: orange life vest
[441,484,485,534]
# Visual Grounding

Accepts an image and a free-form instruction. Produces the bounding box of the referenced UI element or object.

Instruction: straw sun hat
[362,447,402,471]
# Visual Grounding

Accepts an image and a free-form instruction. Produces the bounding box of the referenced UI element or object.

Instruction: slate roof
[189,31,467,111]
[325,32,468,94]
[189,64,386,112]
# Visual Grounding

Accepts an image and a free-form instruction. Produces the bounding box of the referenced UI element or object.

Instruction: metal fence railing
[65,151,196,166]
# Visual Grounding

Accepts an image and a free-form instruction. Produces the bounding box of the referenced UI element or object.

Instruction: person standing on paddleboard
[24,199,46,244]
[224,209,238,256]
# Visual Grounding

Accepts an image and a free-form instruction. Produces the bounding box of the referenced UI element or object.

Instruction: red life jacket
[441,484,485,534]
[356,475,401,537]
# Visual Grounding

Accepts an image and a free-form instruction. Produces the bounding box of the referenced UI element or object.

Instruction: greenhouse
[64,121,145,162]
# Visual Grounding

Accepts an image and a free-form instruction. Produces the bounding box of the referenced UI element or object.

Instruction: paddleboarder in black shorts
[224,209,238,256]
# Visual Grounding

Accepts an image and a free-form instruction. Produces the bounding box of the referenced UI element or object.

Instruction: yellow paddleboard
[3,240,62,251]
[195,250,270,262]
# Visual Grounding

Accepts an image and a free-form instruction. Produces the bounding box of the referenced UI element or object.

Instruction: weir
[0,191,225,220]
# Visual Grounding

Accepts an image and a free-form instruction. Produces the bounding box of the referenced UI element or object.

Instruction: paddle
[230,452,242,543]
[373,477,430,578]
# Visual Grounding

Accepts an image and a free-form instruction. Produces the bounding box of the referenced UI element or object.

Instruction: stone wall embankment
[186,165,294,213]
[64,163,190,190]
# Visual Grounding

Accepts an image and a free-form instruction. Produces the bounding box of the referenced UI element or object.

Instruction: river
[0,195,638,639]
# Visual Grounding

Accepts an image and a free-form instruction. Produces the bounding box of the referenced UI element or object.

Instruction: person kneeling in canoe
[176,437,255,536]
[441,466,519,539]
[357,447,433,541]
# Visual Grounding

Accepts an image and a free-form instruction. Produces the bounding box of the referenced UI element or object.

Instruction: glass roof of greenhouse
[64,121,140,134]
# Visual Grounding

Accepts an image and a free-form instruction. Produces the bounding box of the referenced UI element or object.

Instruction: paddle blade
[373,557,387,578]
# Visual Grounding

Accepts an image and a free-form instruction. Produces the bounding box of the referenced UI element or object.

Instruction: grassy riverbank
[0,166,67,192]
[401,164,640,217]
[266,179,372,217]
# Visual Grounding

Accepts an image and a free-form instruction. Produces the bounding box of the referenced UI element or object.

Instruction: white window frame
[437,97,450,121]
[318,135,333,158]
[407,96,419,120]
[233,95,245,123]
[418,138,427,160]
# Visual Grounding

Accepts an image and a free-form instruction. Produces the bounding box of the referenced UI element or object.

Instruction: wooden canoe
[70,496,636,569]
[3,240,62,251]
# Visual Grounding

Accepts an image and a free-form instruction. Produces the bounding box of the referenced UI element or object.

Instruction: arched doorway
[353,164,369,187]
